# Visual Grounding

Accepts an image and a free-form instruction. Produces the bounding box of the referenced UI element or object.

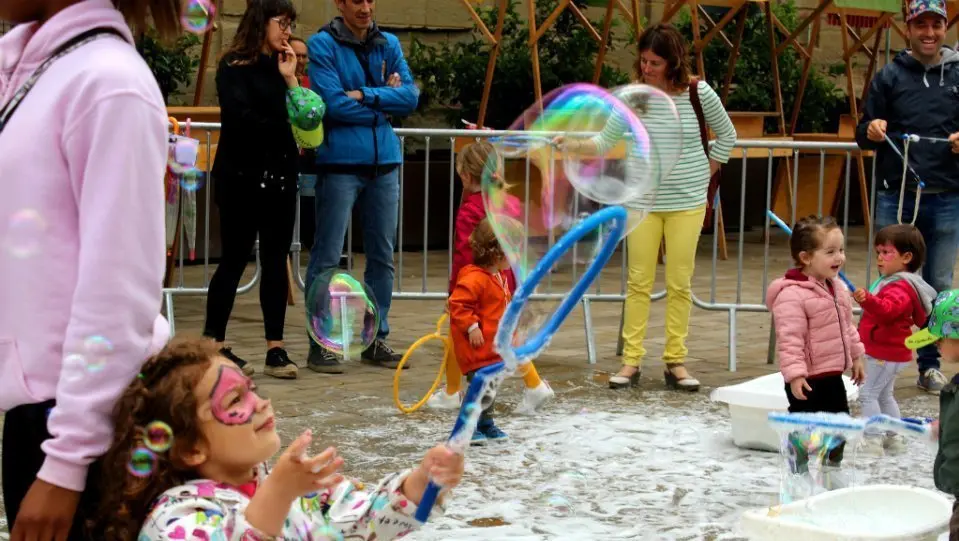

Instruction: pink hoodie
[766,268,865,383]
[0,0,170,492]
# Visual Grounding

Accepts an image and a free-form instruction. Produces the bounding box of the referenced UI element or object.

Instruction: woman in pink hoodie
[766,215,865,483]
[0,1,176,539]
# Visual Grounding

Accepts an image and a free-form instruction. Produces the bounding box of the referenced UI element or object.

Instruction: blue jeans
[306,170,399,340]
[875,190,959,372]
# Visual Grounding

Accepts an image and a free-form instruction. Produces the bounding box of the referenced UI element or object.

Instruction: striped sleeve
[591,108,628,154]
[698,81,736,164]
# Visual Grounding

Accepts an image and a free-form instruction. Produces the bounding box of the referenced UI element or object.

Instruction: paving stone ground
[1,226,956,534]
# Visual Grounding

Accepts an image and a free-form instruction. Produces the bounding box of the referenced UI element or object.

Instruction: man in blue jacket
[856,0,959,394]
[305,0,419,373]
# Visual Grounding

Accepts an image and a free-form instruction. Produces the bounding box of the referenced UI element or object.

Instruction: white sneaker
[426,388,462,410]
[515,381,555,415]
[884,433,908,455]
[857,436,885,457]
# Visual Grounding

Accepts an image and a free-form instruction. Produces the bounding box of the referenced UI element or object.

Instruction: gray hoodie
[871,271,938,315]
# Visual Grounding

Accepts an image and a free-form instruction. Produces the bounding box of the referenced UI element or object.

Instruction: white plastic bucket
[710,372,860,452]
[739,484,951,540]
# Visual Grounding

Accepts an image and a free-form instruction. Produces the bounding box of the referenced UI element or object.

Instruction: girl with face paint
[90,338,465,541]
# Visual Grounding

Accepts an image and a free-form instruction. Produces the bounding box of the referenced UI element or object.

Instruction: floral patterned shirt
[137,468,440,540]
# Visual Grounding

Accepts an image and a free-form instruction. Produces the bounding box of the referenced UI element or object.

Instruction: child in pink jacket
[766,215,865,483]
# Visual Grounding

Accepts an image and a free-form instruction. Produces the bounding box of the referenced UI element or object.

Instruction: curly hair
[634,23,692,89]
[470,218,507,268]
[789,215,841,267]
[88,337,219,541]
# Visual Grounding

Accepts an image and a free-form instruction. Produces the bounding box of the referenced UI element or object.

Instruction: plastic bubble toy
[181,0,215,35]
[306,272,379,357]
[393,314,451,413]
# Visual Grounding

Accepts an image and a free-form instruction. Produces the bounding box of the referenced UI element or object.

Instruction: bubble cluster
[144,421,174,453]
[127,447,157,478]
[181,0,216,35]
[306,272,379,356]
[4,209,46,259]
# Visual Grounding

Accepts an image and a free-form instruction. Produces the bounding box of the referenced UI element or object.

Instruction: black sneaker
[220,347,254,376]
[361,339,405,370]
[307,343,344,374]
[263,347,298,379]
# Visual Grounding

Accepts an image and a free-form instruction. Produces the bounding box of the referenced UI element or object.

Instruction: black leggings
[204,185,296,342]
[2,400,99,539]
[785,374,849,469]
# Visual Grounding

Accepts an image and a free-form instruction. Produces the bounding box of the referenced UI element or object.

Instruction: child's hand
[933,420,940,441]
[263,430,345,501]
[402,445,466,505]
[853,288,867,304]
[790,377,812,400]
[469,327,484,348]
[851,358,866,385]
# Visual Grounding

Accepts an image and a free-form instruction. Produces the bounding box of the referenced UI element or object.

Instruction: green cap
[906,289,959,349]
[286,87,325,149]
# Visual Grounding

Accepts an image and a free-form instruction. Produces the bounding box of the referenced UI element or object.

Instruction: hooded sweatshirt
[858,272,938,362]
[448,265,511,374]
[856,47,959,193]
[307,17,419,176]
[0,0,169,492]
[766,269,865,383]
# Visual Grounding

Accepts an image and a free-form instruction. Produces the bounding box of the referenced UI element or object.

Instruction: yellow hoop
[393,314,452,414]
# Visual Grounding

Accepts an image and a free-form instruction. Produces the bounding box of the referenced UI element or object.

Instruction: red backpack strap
[688,77,709,156]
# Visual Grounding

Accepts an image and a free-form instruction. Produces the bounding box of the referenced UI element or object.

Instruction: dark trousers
[784,374,848,470]
[204,184,297,342]
[950,500,959,541]
[466,370,496,427]
[2,400,98,540]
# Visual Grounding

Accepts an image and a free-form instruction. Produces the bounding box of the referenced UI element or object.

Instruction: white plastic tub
[710,372,860,452]
[739,484,952,540]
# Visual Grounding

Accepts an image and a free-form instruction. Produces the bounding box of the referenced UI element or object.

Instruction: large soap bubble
[306,272,379,357]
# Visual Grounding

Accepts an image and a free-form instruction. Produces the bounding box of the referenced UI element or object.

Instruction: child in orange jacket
[448,219,512,445]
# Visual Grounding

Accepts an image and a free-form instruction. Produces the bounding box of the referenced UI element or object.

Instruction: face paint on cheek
[209,366,257,425]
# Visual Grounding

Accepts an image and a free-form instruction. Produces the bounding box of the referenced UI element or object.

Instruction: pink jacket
[766,269,865,383]
[0,0,169,491]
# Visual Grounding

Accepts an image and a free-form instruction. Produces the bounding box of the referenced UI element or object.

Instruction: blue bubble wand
[413,205,629,523]
[766,210,855,291]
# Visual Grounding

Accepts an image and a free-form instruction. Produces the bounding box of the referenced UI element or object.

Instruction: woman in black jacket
[204,0,300,379]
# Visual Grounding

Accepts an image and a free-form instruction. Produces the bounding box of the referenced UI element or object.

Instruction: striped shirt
[591,80,737,212]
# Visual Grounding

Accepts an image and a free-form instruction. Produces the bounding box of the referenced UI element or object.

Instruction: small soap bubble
[144,421,174,453]
[181,0,215,34]
[83,335,113,373]
[127,447,157,478]
[545,493,573,517]
[179,170,206,192]
[5,209,46,258]
[62,353,87,383]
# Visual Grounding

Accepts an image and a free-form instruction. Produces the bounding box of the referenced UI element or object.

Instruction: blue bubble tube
[414,205,629,523]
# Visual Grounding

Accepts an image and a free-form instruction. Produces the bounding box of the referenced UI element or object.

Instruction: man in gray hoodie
[856,0,959,394]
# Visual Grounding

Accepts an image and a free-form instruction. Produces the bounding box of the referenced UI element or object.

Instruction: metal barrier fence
[163,124,881,371]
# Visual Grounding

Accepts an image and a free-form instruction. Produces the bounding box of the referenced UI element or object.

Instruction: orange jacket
[448,265,511,375]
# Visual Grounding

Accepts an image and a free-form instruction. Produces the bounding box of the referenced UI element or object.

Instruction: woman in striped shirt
[561,24,736,391]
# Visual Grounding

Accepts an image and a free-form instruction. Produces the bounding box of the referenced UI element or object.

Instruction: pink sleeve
[771,288,810,383]
[39,93,168,491]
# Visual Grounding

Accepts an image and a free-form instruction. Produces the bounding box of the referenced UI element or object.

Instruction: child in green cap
[908,289,959,537]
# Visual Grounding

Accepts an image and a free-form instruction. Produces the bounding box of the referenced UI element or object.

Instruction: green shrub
[674,1,847,133]
[135,30,201,105]
[407,0,631,129]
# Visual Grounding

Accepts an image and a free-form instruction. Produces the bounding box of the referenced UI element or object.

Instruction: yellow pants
[443,326,542,395]
[622,206,706,368]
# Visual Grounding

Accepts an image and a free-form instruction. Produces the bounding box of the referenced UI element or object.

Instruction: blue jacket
[856,47,959,193]
[307,18,419,171]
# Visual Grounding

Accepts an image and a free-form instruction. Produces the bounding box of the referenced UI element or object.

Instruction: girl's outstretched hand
[402,446,465,505]
[853,288,867,304]
[265,430,345,501]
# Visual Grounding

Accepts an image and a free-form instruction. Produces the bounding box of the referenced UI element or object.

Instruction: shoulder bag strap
[688,77,710,156]
[0,27,125,135]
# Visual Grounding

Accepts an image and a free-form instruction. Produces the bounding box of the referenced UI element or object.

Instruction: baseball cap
[906,289,959,349]
[906,0,948,22]
[286,86,325,149]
